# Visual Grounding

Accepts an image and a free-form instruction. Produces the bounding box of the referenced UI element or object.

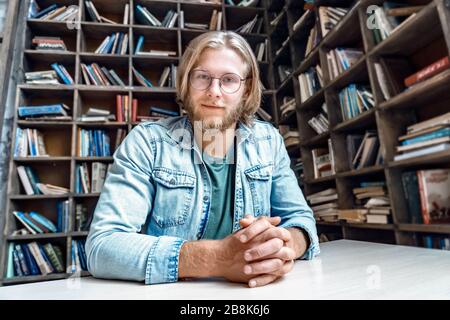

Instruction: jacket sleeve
[270,129,320,260]
[85,124,186,284]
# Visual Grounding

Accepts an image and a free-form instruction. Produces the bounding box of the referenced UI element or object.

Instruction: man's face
[186,47,248,131]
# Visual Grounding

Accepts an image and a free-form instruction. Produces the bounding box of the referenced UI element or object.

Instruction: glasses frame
[189,69,250,94]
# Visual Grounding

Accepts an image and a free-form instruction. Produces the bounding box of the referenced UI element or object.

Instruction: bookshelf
[279,0,450,246]
[0,0,276,286]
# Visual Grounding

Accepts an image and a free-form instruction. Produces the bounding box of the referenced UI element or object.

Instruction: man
[85,31,319,288]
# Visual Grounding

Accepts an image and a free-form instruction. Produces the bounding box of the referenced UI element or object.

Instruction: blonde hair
[176,31,262,126]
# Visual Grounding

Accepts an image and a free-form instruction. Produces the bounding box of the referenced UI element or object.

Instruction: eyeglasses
[189,70,249,94]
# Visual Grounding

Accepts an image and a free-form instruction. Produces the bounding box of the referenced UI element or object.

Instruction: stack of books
[28,1,79,22]
[227,0,260,6]
[279,126,300,148]
[12,211,58,235]
[307,188,339,222]
[134,35,177,57]
[132,67,153,87]
[70,240,88,273]
[78,107,116,123]
[135,5,178,28]
[157,64,177,87]
[25,70,60,85]
[318,6,349,37]
[370,3,425,44]
[116,95,131,123]
[337,209,367,223]
[326,48,364,80]
[17,165,69,196]
[347,130,382,170]
[51,63,74,85]
[77,129,111,157]
[235,14,264,34]
[149,106,179,118]
[13,128,48,157]
[338,84,375,121]
[254,40,268,62]
[85,1,128,24]
[76,162,109,194]
[307,112,329,135]
[94,32,128,55]
[32,36,67,51]
[74,203,90,232]
[394,112,450,161]
[353,181,391,224]
[80,63,126,86]
[298,65,323,102]
[7,241,65,277]
[304,24,321,57]
[18,104,71,120]
[422,235,450,250]
[312,145,335,178]
[279,97,296,120]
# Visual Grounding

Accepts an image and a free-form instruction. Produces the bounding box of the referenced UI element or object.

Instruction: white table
[1,239,450,300]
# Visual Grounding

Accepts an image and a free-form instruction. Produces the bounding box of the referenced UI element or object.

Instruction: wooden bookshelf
[281,0,450,248]
[0,0,275,286]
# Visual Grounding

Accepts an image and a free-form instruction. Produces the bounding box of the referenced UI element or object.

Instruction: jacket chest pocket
[244,163,273,216]
[151,167,196,228]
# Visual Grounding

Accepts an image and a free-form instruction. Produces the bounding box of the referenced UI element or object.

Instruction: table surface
[1,239,450,300]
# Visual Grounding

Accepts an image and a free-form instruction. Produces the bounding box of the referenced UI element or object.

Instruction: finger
[244,238,284,261]
[251,227,292,244]
[239,217,281,243]
[259,247,296,262]
[270,260,295,277]
[244,258,284,275]
[248,274,279,288]
[240,215,280,229]
[239,215,256,228]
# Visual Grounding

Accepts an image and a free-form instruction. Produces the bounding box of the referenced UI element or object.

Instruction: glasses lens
[190,70,211,90]
[220,73,241,93]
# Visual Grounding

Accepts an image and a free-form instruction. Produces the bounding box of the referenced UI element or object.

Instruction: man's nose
[207,78,222,96]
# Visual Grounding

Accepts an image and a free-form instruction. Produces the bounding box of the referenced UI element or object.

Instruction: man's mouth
[201,104,224,109]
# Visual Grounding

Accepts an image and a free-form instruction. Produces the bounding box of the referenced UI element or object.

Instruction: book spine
[404,56,450,87]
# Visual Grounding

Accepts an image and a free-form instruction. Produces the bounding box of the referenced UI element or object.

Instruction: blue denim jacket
[85,116,320,284]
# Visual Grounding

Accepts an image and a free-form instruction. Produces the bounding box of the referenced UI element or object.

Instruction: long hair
[176,31,262,126]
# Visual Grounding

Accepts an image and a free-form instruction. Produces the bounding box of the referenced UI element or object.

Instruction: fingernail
[240,235,247,242]
[249,280,256,287]
[244,252,252,261]
[244,265,252,274]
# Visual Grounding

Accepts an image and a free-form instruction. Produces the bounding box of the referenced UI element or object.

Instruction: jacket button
[170,178,176,185]
[203,196,209,202]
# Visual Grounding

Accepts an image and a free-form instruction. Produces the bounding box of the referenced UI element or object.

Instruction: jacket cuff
[282,223,320,260]
[145,236,186,284]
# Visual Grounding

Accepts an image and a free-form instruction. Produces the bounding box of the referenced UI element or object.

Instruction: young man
[85,31,319,288]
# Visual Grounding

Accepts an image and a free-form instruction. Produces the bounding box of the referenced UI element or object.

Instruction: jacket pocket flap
[153,167,196,188]
[244,163,273,180]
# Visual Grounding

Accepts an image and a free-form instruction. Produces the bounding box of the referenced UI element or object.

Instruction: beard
[184,96,243,131]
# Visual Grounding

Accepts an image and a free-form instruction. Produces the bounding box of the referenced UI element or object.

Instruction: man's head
[176,31,262,131]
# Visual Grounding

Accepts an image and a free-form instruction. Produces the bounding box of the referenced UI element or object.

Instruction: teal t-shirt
[201,150,235,240]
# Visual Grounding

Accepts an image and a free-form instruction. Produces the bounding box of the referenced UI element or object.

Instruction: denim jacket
[85,116,320,284]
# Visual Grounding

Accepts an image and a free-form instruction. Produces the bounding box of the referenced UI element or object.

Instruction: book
[401,171,423,224]
[417,169,450,224]
[394,143,450,161]
[404,56,450,87]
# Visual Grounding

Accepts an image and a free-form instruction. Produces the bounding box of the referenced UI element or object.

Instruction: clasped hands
[218,215,296,288]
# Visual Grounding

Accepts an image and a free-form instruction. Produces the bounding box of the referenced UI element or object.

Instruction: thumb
[239,214,256,228]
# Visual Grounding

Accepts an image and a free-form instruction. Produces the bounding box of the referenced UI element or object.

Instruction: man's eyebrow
[192,68,243,76]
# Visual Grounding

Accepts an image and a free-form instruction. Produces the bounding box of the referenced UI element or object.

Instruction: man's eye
[222,77,236,83]
[198,74,210,80]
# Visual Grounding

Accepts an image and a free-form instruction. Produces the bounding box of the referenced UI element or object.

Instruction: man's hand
[213,216,281,285]
[238,215,296,288]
